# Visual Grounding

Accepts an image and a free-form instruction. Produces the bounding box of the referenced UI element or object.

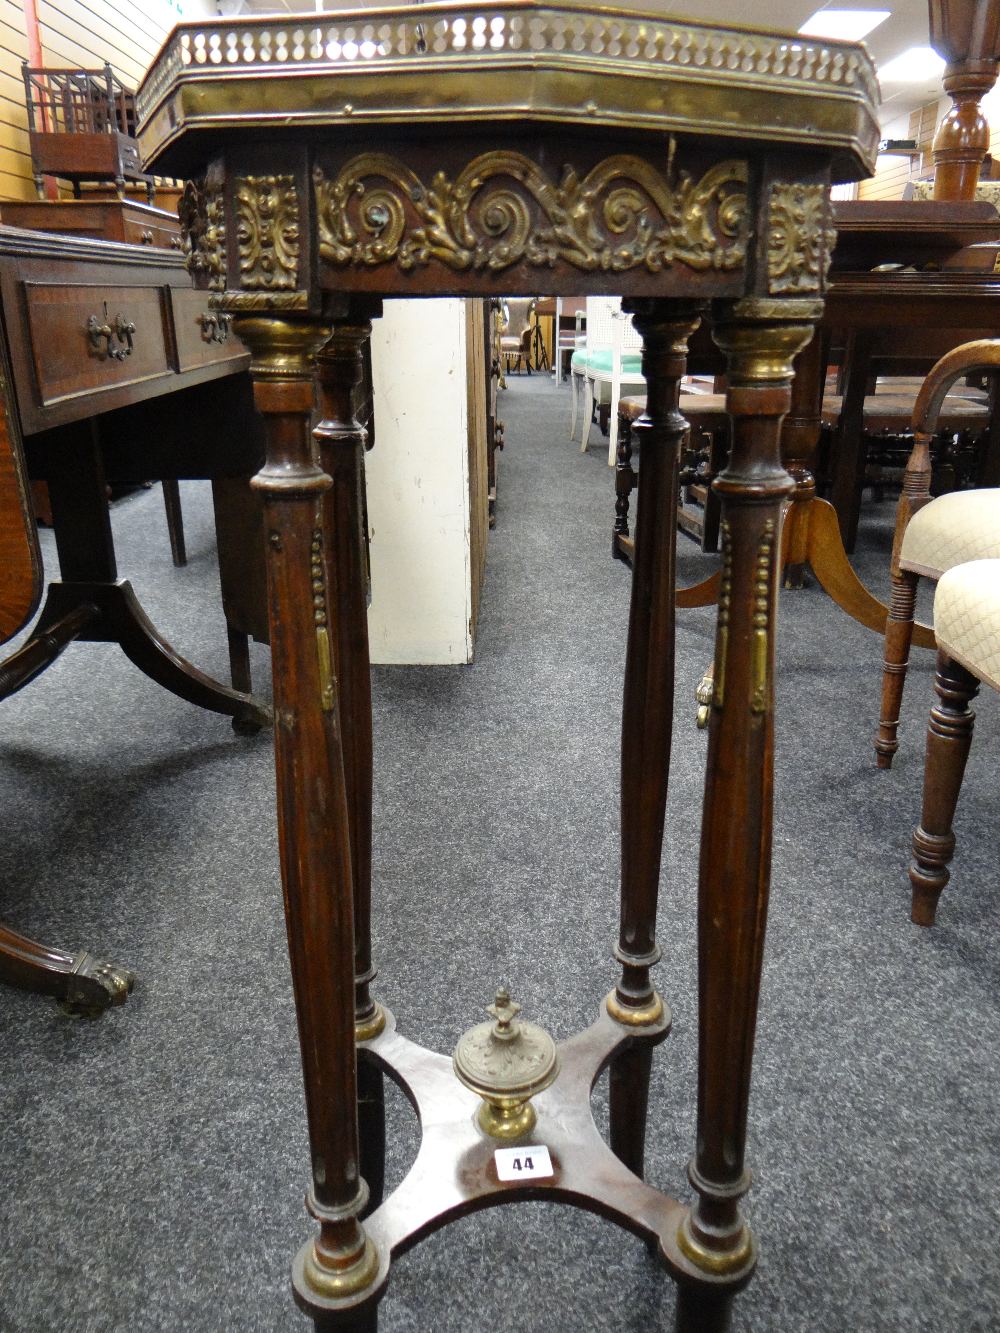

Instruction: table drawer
[122,214,183,251]
[170,286,245,373]
[23,282,172,409]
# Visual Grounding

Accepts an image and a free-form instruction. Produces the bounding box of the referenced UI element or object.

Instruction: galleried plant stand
[137,7,879,1329]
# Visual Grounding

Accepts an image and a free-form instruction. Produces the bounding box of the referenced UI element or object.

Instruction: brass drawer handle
[199,311,231,344]
[139,229,154,244]
[87,304,135,362]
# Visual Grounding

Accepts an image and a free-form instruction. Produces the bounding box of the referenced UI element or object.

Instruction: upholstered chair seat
[898,488,1000,580]
[908,558,1000,926]
[934,558,1000,692]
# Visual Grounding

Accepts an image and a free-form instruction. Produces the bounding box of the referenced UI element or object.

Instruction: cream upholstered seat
[907,559,1000,926]
[935,558,1000,692]
[898,488,1000,580]
[877,487,1000,768]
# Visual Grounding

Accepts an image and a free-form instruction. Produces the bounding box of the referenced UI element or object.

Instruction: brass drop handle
[169,236,182,250]
[139,229,154,244]
[87,304,135,362]
[199,311,231,344]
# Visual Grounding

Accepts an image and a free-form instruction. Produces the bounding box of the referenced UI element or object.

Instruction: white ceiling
[214,0,941,123]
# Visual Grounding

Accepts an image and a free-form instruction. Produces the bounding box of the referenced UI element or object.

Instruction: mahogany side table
[137,7,879,1329]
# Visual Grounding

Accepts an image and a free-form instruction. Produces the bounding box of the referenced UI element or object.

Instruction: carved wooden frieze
[314,151,748,276]
[235,174,301,290]
[766,182,836,294]
[178,176,226,290]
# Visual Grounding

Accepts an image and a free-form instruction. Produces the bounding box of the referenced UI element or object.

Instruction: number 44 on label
[494,1145,554,1181]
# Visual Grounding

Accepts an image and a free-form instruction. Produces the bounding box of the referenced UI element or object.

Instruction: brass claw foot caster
[60,952,136,1017]
[454,988,559,1140]
[232,700,272,736]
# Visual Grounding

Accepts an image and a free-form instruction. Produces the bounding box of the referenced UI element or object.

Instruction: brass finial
[453,988,559,1141]
[486,988,520,1036]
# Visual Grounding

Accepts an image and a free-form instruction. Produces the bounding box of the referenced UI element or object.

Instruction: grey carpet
[0,375,997,1333]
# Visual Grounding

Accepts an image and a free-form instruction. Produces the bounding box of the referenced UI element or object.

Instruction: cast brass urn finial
[453,988,559,1140]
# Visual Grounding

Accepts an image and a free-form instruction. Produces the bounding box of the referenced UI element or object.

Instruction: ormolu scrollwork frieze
[235,174,301,290]
[314,152,748,276]
[179,176,226,290]
[209,290,309,314]
[766,182,835,295]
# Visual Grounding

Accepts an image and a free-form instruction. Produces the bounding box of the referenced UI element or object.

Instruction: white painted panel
[366,298,472,665]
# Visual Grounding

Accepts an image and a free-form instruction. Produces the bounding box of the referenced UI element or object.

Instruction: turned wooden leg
[162,479,187,568]
[909,652,979,926]
[314,1307,379,1333]
[314,317,383,1041]
[875,569,920,769]
[226,624,253,695]
[930,10,1000,205]
[828,332,874,554]
[674,298,819,1301]
[675,1284,734,1333]
[875,427,935,767]
[612,416,636,561]
[779,329,825,590]
[314,314,387,1210]
[608,300,703,1174]
[235,316,386,1325]
[357,1056,386,1218]
[608,1042,653,1178]
[0,601,97,701]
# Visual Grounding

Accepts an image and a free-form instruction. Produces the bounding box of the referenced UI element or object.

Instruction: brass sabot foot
[302,1234,380,1300]
[605,988,667,1029]
[676,1212,755,1278]
[355,1001,387,1043]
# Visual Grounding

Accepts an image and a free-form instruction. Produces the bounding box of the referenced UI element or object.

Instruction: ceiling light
[877,46,947,82]
[798,10,890,42]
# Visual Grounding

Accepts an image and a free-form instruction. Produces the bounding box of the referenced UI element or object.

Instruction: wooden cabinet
[0,200,182,250]
[0,227,248,436]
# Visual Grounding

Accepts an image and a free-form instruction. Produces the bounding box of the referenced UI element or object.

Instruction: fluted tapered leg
[236,315,386,1326]
[314,315,386,1213]
[674,299,819,1319]
[608,300,703,1175]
